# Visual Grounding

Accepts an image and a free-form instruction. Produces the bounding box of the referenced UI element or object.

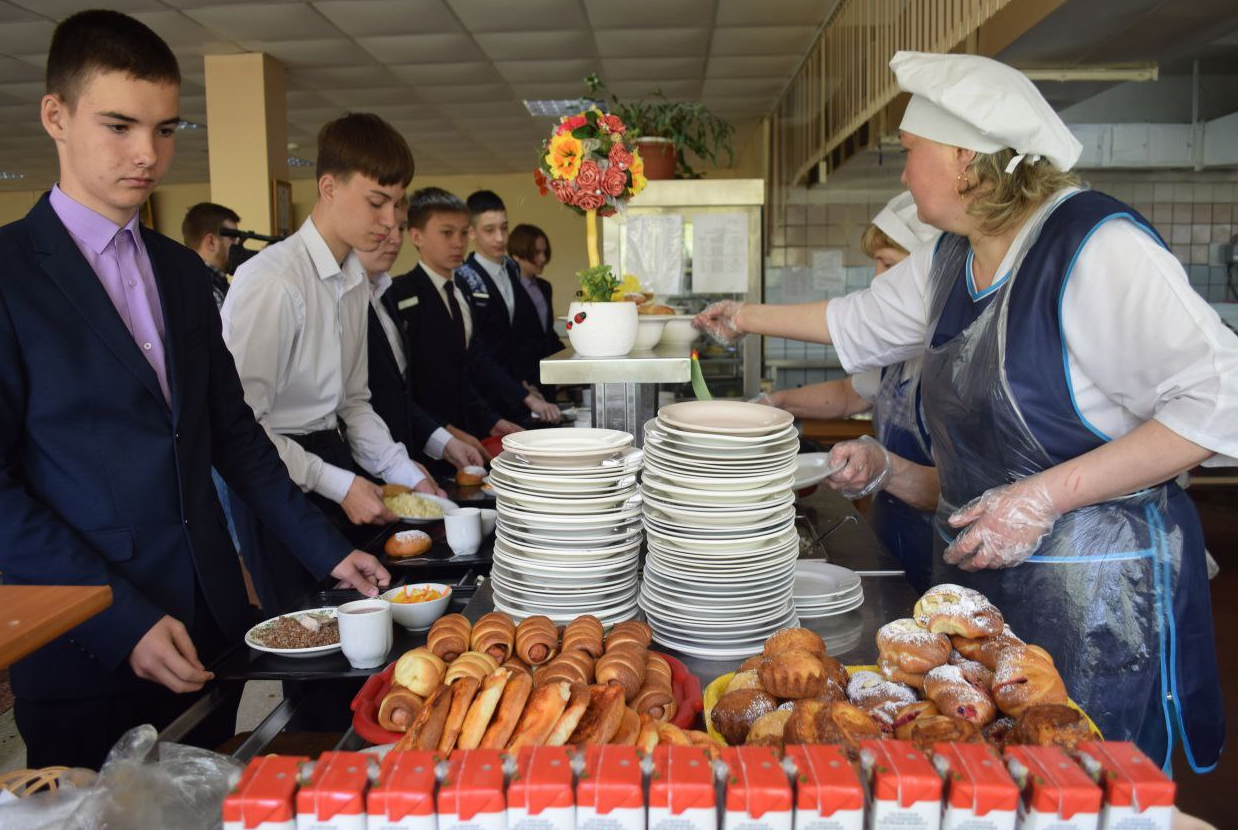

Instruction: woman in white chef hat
[756,191,941,593]
[697,51,1236,771]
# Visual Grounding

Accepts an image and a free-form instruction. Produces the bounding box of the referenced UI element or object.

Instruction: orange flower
[546,132,583,181]
[628,152,647,195]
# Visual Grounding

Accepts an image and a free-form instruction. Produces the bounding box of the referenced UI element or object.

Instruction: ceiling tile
[183,4,341,42]
[162,0,303,7]
[699,94,778,115]
[716,0,830,27]
[601,56,706,81]
[700,76,785,98]
[288,65,399,89]
[494,59,597,84]
[235,39,375,68]
[0,55,41,82]
[388,62,499,85]
[288,107,347,127]
[356,33,484,64]
[595,27,710,58]
[706,53,801,78]
[473,30,593,61]
[508,81,588,100]
[447,0,589,33]
[130,10,234,47]
[0,80,45,102]
[437,100,529,120]
[710,25,815,56]
[11,0,165,15]
[415,82,511,104]
[0,3,42,23]
[313,0,462,37]
[286,90,335,108]
[608,78,702,99]
[317,86,422,107]
[583,0,715,28]
[367,103,440,122]
[0,19,53,55]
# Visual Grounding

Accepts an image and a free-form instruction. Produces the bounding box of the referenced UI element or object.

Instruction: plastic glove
[748,392,778,408]
[824,435,893,499]
[693,300,746,344]
[943,477,1061,571]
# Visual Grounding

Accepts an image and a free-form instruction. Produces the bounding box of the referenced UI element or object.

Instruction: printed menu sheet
[624,214,685,295]
[690,211,749,293]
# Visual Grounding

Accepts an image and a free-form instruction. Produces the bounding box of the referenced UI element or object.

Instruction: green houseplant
[585,74,735,179]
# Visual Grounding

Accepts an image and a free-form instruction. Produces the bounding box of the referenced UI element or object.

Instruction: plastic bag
[0,725,242,830]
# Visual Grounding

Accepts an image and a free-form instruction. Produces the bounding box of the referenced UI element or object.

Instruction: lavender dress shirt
[49,185,170,404]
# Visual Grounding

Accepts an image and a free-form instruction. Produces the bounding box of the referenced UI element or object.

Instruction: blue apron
[920,189,1224,773]
[867,358,936,593]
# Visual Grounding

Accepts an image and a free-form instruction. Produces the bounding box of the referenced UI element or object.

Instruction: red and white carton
[438,750,508,830]
[576,745,645,830]
[718,746,792,830]
[1003,745,1102,830]
[367,750,439,830]
[224,755,307,830]
[858,740,943,830]
[932,743,1018,830]
[1074,742,1174,830]
[783,745,864,830]
[508,746,576,830]
[297,751,373,830]
[648,744,718,830]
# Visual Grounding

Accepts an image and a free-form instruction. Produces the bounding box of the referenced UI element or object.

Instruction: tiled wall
[762,169,1238,391]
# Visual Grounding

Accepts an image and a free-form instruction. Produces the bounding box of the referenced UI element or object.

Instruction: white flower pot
[566,301,639,357]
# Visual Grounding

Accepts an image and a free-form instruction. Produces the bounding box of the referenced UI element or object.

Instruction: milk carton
[297,752,374,830]
[783,745,864,830]
[367,750,439,830]
[1003,746,1101,830]
[508,746,576,830]
[1074,742,1174,830]
[718,746,792,830]
[577,745,645,830]
[224,755,307,830]
[439,750,509,830]
[932,744,1017,830]
[648,745,718,830]
[858,740,942,830]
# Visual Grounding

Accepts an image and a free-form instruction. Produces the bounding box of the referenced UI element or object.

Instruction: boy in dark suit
[0,10,389,769]
[389,188,522,444]
[454,190,562,423]
[507,223,566,373]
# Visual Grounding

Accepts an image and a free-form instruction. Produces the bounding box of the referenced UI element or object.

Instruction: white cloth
[422,263,474,346]
[221,217,427,503]
[890,50,1083,172]
[826,189,1238,465]
[872,191,939,254]
[473,253,516,322]
[850,369,882,403]
[367,273,453,462]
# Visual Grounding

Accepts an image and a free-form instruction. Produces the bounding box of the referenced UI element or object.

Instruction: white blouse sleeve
[1062,219,1238,465]
[825,242,936,374]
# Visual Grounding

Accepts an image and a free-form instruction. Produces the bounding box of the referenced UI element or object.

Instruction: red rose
[556,114,587,135]
[576,189,606,211]
[533,168,549,196]
[600,114,626,135]
[602,165,627,197]
[550,178,574,206]
[598,205,618,218]
[609,142,633,170]
[575,160,602,191]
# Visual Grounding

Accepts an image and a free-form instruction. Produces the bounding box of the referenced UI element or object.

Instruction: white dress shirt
[422,262,475,346]
[367,273,453,461]
[826,188,1238,465]
[473,252,516,322]
[221,217,427,503]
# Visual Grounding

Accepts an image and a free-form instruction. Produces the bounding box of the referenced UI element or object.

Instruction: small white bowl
[660,317,699,346]
[381,583,451,630]
[632,317,668,350]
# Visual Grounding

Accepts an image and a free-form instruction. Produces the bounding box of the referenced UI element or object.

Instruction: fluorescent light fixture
[177,120,205,131]
[1018,63,1159,83]
[287,155,314,168]
[0,171,26,180]
[523,98,606,117]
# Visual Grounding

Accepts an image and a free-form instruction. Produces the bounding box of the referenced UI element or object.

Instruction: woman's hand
[693,300,746,344]
[825,435,893,499]
[943,478,1061,571]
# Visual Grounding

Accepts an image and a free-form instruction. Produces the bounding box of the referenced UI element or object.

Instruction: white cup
[337,599,392,669]
[444,507,482,557]
[478,508,498,537]
[574,408,592,428]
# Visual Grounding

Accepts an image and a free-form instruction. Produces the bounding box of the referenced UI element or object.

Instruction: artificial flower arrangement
[535,106,647,218]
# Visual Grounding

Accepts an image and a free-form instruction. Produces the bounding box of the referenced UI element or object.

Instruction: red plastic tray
[351,651,703,746]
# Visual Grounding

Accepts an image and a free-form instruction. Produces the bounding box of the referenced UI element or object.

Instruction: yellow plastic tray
[702,666,1101,745]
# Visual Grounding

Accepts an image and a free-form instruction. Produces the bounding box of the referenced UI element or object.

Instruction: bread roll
[913,584,1004,638]
[479,667,533,749]
[438,676,481,753]
[515,616,559,665]
[545,682,592,746]
[444,651,499,685]
[507,680,572,750]
[605,620,653,651]
[428,614,472,662]
[561,615,605,657]
[394,685,453,751]
[992,646,1068,718]
[458,667,511,750]
[568,683,626,745]
[923,664,997,726]
[377,684,423,733]
[471,612,516,662]
[386,529,432,558]
[595,643,647,701]
[611,707,641,746]
[393,647,446,697]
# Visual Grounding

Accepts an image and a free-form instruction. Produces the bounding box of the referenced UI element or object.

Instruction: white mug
[337,599,392,669]
[444,507,482,557]
[478,508,498,537]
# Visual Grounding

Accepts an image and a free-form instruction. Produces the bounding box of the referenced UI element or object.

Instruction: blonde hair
[860,224,907,258]
[959,149,1080,236]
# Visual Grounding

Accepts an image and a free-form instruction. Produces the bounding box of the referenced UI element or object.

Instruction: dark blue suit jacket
[0,194,352,701]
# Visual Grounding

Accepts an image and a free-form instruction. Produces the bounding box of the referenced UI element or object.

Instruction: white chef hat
[872,191,938,254]
[890,50,1082,173]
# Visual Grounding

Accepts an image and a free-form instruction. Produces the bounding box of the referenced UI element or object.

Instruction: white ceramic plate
[493,537,640,563]
[492,548,639,578]
[642,506,796,538]
[648,417,799,447]
[244,607,342,658]
[793,584,864,608]
[644,525,796,553]
[638,582,791,619]
[491,448,644,477]
[658,400,795,436]
[641,460,800,490]
[490,561,638,591]
[497,521,641,549]
[386,493,459,525]
[795,593,865,619]
[646,538,799,567]
[793,561,863,599]
[488,467,636,493]
[643,558,797,595]
[498,502,643,527]
[793,453,846,490]
[643,439,799,469]
[492,486,639,514]
[494,595,639,626]
[641,493,794,527]
[495,580,639,611]
[502,427,632,453]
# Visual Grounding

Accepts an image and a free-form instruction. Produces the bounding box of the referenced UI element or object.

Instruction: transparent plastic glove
[693,300,746,344]
[943,478,1061,571]
[748,392,777,408]
[825,435,892,499]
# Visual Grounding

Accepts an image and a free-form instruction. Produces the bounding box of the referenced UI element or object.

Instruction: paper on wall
[780,267,815,304]
[624,214,684,295]
[690,212,749,293]
[811,249,846,297]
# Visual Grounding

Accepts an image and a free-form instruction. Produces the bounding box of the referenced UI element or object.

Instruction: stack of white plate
[793,561,864,619]
[638,401,802,659]
[489,428,643,625]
